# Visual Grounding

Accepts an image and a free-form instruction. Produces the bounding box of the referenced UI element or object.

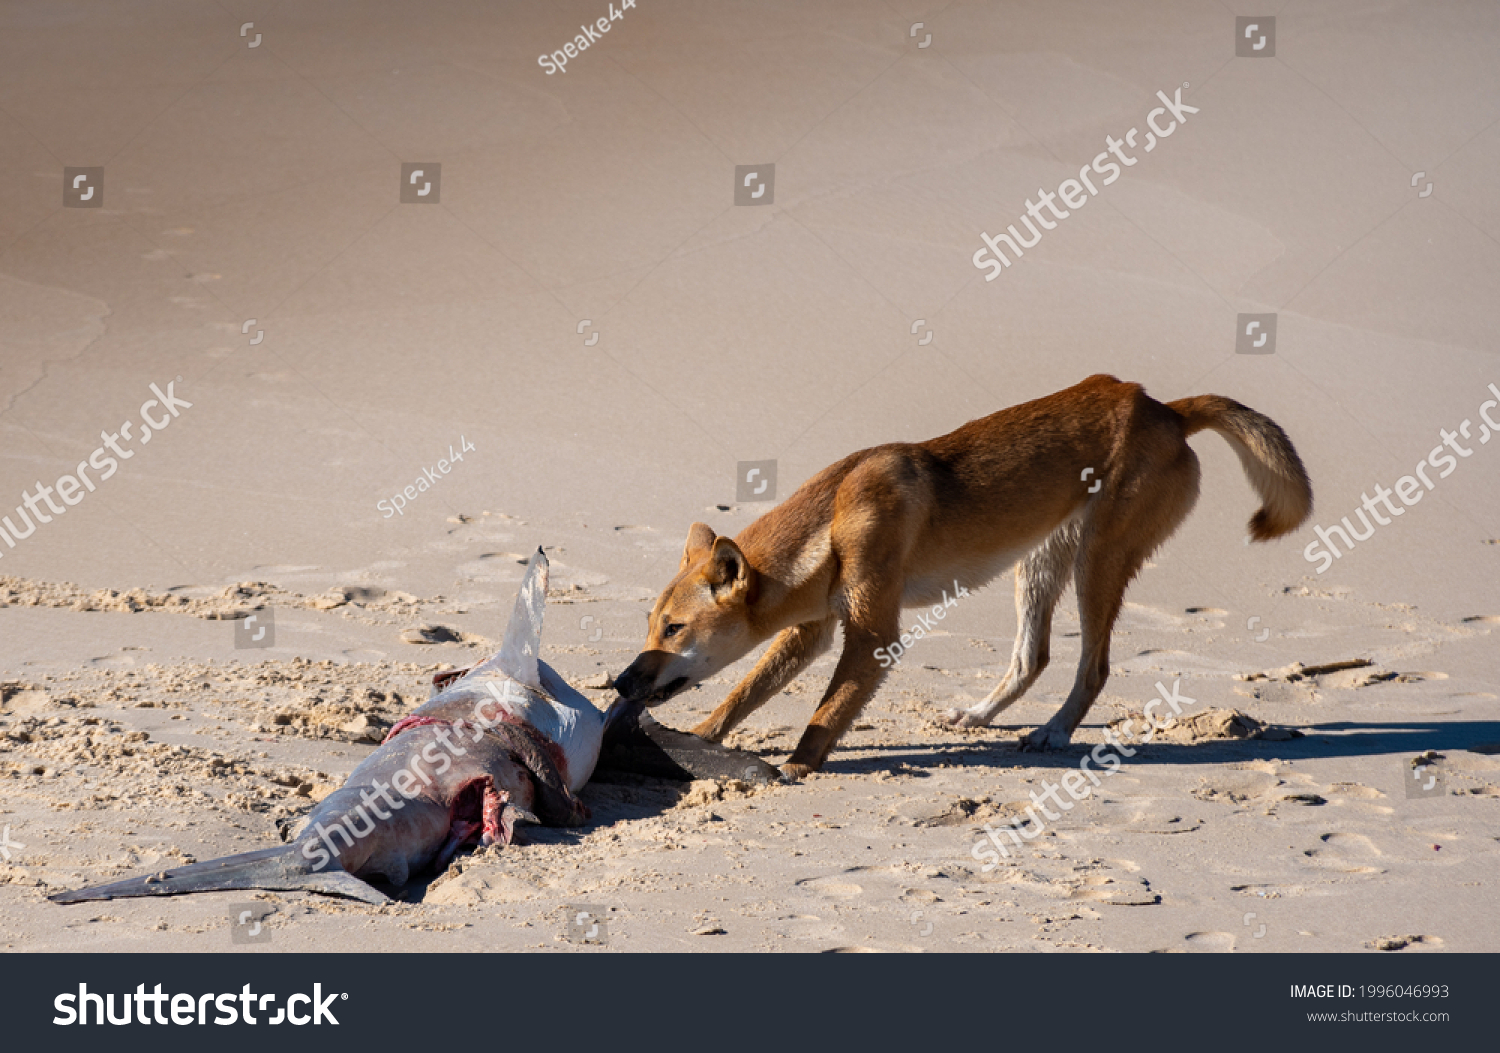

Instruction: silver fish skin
[50,550,596,905]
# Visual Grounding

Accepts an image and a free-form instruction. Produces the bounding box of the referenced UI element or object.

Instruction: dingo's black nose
[612,665,644,702]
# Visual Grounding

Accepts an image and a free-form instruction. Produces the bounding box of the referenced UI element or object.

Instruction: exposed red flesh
[382,714,456,744]
[435,775,515,868]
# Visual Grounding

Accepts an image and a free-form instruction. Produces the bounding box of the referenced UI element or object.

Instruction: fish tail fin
[48,845,389,905]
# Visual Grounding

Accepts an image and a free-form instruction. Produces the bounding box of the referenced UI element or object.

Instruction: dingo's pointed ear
[680,522,717,570]
[706,536,753,599]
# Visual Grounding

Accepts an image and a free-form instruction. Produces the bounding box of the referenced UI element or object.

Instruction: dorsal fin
[466,548,548,690]
[500,548,548,689]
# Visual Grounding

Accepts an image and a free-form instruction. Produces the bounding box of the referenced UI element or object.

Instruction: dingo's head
[614,523,759,706]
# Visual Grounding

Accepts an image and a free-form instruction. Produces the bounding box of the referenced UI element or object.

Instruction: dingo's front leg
[693,617,836,742]
[782,619,895,780]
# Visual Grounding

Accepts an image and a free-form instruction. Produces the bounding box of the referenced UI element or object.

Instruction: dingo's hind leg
[1022,446,1200,750]
[947,517,1080,728]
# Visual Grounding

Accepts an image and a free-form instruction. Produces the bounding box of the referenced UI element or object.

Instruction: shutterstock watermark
[1303,381,1499,573]
[970,679,1196,868]
[299,677,525,871]
[229,903,273,944]
[0,379,192,561]
[53,983,343,1026]
[562,905,610,945]
[736,459,776,501]
[875,581,971,668]
[1404,754,1445,800]
[973,85,1199,280]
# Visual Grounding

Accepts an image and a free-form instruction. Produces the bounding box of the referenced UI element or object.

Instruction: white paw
[944,707,987,728]
[1019,724,1073,751]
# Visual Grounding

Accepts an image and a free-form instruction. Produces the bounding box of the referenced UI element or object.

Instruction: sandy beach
[1,0,1497,953]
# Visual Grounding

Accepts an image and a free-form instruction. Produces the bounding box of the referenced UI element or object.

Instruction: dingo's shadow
[806,719,1500,777]
[393,719,1500,900]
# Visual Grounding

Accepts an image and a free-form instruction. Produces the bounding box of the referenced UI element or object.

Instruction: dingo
[613,375,1312,779]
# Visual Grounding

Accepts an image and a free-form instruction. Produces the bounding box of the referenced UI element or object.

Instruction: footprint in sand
[1193,771,1282,805]
[1128,814,1202,835]
[340,586,393,603]
[1326,783,1393,815]
[773,913,844,943]
[0,684,50,717]
[899,797,982,827]
[796,864,956,908]
[87,650,148,670]
[457,555,529,582]
[401,624,472,645]
[1321,667,1400,690]
[1087,800,1202,835]
[795,875,863,900]
[1232,883,1308,899]
[1235,681,1301,705]
[311,585,421,610]
[1366,934,1444,952]
[1068,873,1159,905]
[1304,832,1385,874]
[1182,931,1236,953]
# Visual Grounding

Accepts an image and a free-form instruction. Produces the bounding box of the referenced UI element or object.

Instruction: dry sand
[1,1,1497,953]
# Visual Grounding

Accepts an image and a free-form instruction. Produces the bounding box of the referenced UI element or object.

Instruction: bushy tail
[1168,395,1312,541]
[48,844,388,905]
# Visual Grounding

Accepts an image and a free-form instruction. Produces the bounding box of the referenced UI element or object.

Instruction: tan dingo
[613,375,1312,779]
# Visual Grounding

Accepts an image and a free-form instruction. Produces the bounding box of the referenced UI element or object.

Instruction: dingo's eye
[663,622,685,639]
